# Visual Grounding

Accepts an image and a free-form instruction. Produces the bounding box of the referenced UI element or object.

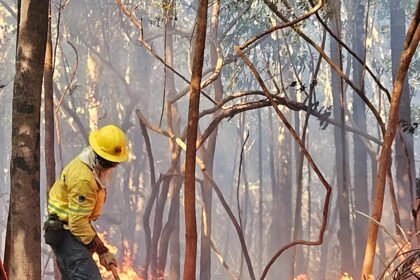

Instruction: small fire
[93,233,143,280]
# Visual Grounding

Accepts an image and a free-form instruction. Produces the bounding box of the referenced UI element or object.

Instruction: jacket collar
[79,147,113,189]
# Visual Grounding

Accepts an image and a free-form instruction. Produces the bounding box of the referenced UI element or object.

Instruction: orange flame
[93,233,143,280]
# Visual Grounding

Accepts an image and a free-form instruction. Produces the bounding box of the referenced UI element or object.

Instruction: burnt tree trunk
[4,0,49,279]
[44,2,55,195]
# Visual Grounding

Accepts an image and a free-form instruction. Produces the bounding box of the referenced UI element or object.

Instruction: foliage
[387,250,420,280]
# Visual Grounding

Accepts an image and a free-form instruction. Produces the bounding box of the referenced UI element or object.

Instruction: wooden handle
[0,258,8,280]
[110,264,120,280]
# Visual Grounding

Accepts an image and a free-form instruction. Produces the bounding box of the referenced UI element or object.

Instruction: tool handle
[0,258,7,280]
[110,264,120,280]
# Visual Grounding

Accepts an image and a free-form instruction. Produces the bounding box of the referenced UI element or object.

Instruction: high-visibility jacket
[48,156,106,245]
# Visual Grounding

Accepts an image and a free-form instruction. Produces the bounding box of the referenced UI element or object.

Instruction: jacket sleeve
[67,179,97,245]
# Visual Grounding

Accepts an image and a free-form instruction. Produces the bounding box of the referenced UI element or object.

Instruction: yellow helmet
[89,125,129,163]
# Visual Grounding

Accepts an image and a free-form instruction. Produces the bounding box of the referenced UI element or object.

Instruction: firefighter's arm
[67,179,97,245]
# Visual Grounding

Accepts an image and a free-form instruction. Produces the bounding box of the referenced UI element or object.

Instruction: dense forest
[0,0,419,279]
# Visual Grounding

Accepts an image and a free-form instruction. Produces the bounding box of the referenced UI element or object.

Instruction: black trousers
[48,229,102,280]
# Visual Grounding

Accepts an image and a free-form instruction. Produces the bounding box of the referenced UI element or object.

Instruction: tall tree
[155,1,182,278]
[4,0,49,279]
[290,72,305,278]
[391,0,415,235]
[361,2,420,278]
[162,2,182,279]
[329,0,355,275]
[43,4,60,279]
[199,1,222,279]
[184,0,208,278]
[44,1,55,195]
[268,112,293,279]
[351,0,369,273]
[86,49,102,131]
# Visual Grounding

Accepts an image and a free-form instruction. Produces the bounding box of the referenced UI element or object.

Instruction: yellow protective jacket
[48,153,106,245]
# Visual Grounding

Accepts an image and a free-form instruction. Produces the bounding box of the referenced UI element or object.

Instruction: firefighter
[44,124,129,279]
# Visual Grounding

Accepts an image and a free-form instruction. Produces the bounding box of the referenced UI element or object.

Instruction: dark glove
[99,251,117,271]
[86,234,109,255]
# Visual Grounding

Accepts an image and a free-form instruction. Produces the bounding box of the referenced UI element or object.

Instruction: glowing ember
[93,233,143,280]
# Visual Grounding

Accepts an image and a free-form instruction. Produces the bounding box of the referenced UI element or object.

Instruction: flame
[294,274,355,280]
[93,232,143,280]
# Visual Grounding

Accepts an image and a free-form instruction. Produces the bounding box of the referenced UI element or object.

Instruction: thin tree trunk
[361,4,420,278]
[151,177,172,278]
[222,136,240,270]
[169,204,180,280]
[43,4,60,279]
[161,2,182,278]
[0,256,6,280]
[86,49,101,130]
[329,0,355,274]
[266,43,293,278]
[290,84,304,278]
[257,109,263,277]
[137,114,158,279]
[199,1,222,278]
[157,180,181,278]
[351,0,369,274]
[391,0,415,236]
[237,119,248,279]
[152,2,183,277]
[317,188,339,279]
[44,2,55,195]
[268,110,293,279]
[5,0,49,279]
[267,39,293,280]
[184,0,208,278]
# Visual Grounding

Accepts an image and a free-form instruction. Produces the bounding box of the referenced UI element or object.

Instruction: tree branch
[0,0,16,19]
[235,45,332,280]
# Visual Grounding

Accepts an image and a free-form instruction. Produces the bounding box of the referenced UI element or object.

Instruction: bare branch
[55,41,78,113]
[208,237,238,280]
[0,0,16,19]
[135,109,255,280]
[240,0,323,50]
[235,45,332,280]
[257,0,386,136]
[115,0,217,105]
[197,92,381,148]
[307,1,391,101]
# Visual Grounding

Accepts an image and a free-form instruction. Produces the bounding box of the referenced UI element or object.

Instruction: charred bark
[5,0,49,279]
